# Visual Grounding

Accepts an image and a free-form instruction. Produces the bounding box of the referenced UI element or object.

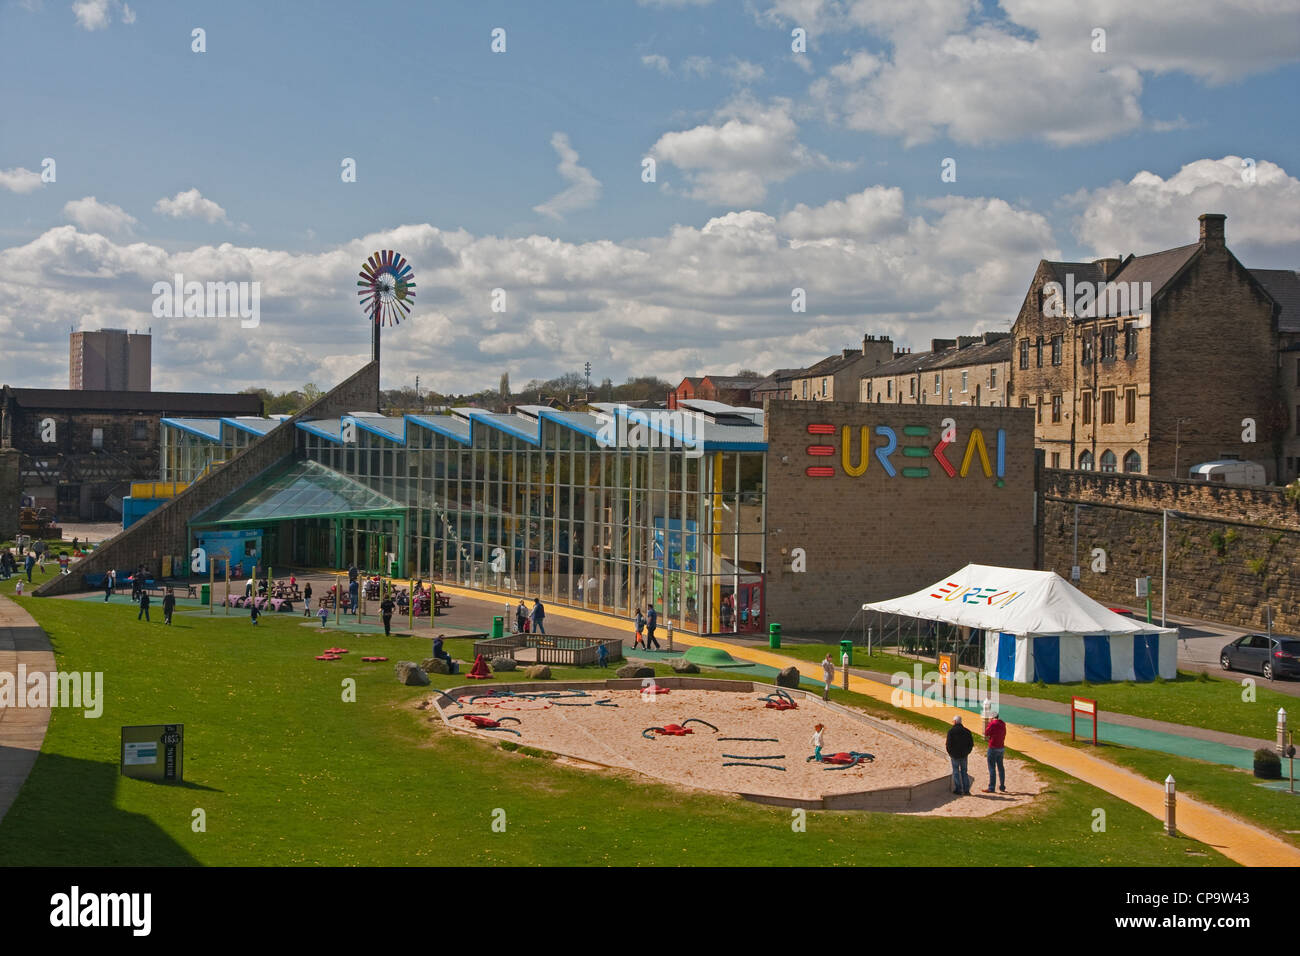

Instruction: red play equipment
[765,698,797,710]
[466,654,492,680]
[639,683,671,695]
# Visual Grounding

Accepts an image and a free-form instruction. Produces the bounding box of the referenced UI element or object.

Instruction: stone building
[666,374,764,409]
[1009,214,1294,481]
[1249,269,1300,481]
[859,332,1012,408]
[789,334,896,402]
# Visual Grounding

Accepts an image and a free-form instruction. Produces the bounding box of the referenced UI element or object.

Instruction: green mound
[684,645,753,668]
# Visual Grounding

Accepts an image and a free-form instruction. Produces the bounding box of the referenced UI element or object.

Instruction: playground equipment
[641,717,717,739]
[808,751,876,770]
[759,689,798,710]
[450,713,520,736]
[466,654,492,680]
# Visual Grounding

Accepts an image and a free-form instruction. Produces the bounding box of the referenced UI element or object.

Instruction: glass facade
[161,417,284,483]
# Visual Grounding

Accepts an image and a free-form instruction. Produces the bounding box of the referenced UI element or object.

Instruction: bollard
[841,650,849,691]
[1279,708,1288,755]
[667,621,674,653]
[1165,775,1177,836]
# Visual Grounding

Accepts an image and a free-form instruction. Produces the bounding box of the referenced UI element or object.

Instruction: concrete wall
[763,400,1038,634]
[36,362,379,596]
[1044,469,1300,633]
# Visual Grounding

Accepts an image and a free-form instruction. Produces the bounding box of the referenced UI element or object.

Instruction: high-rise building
[69,329,151,391]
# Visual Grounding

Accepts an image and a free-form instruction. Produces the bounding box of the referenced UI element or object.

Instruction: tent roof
[863,564,1175,637]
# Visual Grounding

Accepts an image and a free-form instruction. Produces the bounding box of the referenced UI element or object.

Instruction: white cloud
[533,133,602,221]
[72,0,132,29]
[1070,156,1300,261]
[0,167,43,194]
[154,188,228,224]
[650,96,849,204]
[681,55,713,78]
[120,2,134,24]
[641,54,671,75]
[63,196,138,235]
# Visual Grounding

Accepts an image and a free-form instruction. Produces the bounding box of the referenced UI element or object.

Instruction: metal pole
[1165,775,1177,836]
[1161,509,1168,627]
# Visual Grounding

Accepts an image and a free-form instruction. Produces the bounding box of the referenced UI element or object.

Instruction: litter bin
[389,560,399,577]
[492,615,504,639]
[769,622,781,649]
[840,639,853,666]
[200,584,210,606]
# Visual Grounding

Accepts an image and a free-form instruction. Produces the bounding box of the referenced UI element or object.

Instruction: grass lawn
[767,641,1290,742]
[0,596,1233,866]
[1040,730,1300,848]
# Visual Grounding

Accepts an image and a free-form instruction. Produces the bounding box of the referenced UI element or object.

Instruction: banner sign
[121,724,184,782]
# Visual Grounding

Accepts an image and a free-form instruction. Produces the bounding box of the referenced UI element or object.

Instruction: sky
[1,0,1298,396]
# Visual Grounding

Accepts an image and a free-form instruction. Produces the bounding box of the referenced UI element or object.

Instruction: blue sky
[1,0,1298,394]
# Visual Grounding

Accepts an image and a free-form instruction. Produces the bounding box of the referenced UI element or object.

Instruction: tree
[301,383,323,404]
[499,372,511,399]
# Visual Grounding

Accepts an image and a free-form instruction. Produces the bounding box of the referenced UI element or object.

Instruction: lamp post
[1160,509,1183,627]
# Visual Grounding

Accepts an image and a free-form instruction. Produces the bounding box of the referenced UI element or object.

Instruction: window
[91,428,104,449]
[990,367,998,390]
[1019,339,1029,370]
[132,420,148,441]
[1123,450,1142,473]
[802,380,808,399]
[1051,334,1063,365]
[1051,394,1062,424]
[1100,449,1117,473]
[1124,387,1137,424]
[1101,389,1116,425]
[948,387,953,405]
[886,380,893,399]
[961,371,968,393]
[909,377,915,397]
[822,377,828,397]
[1124,324,1139,358]
[1035,337,1044,368]
[1051,452,1061,468]
[1081,390,1093,425]
[935,373,941,392]
[1078,451,1094,471]
[1036,396,1043,424]
[1081,333,1094,366]
[1020,397,1029,409]
[866,382,873,401]
[1101,326,1117,362]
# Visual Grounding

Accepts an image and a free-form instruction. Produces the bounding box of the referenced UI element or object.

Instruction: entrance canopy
[862,563,1175,637]
[192,458,404,528]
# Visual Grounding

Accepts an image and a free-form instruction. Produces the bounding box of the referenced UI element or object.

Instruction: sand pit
[433,679,1042,815]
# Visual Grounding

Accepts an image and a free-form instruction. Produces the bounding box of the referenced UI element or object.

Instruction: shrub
[1196,670,1212,682]
[1246,557,1268,577]
[1254,748,1282,780]
[1225,529,1240,545]
[1209,531,1226,556]
[1285,480,1300,505]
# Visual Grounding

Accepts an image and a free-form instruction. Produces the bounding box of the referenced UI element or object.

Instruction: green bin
[840,639,853,666]
[768,622,781,649]
[200,584,210,606]
[389,560,400,577]
[492,615,504,639]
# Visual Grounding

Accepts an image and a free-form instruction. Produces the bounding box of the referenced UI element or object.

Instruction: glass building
[160,416,288,483]
[175,403,768,635]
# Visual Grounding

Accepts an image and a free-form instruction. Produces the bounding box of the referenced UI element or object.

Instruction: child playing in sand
[812,723,824,762]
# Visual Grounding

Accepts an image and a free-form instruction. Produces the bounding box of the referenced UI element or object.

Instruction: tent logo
[930,581,1024,608]
[805,422,1007,485]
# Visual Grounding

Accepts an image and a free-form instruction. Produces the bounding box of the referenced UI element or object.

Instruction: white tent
[863,564,1177,683]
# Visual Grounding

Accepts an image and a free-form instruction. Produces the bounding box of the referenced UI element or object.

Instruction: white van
[1188,460,1267,486]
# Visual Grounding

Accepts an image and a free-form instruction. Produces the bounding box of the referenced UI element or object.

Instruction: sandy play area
[434,682,1041,815]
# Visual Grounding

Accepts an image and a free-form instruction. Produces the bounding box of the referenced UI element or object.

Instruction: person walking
[162,588,176,625]
[811,723,826,762]
[821,653,835,701]
[24,552,35,584]
[302,582,313,616]
[380,595,395,636]
[250,598,260,626]
[317,602,330,630]
[104,569,114,602]
[245,575,254,599]
[531,598,546,635]
[515,599,528,635]
[984,712,1008,793]
[632,607,645,649]
[597,640,608,668]
[137,590,151,622]
[645,604,659,649]
[946,714,974,795]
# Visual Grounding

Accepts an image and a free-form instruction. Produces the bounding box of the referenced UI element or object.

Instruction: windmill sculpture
[357,250,416,363]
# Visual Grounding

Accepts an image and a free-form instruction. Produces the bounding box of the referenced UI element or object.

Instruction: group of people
[630,604,660,649]
[513,598,547,634]
[945,712,1009,795]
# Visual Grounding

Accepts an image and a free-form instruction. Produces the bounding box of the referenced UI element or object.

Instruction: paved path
[435,584,1300,867]
[0,595,54,825]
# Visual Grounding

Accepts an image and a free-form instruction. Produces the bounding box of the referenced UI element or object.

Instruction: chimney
[1093,257,1121,278]
[1199,213,1226,249]
[930,338,956,353]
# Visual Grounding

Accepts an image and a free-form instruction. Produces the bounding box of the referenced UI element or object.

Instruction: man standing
[104,569,114,602]
[302,581,313,617]
[137,589,151,622]
[821,653,835,701]
[24,551,35,583]
[531,597,546,635]
[380,594,395,636]
[984,712,1008,793]
[946,715,974,795]
[645,604,659,649]
[162,588,176,626]
[515,599,528,635]
[348,564,359,615]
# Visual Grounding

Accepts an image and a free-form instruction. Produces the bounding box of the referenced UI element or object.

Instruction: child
[632,607,645,649]
[812,723,825,762]
[597,641,609,668]
[250,600,260,626]
[317,602,329,630]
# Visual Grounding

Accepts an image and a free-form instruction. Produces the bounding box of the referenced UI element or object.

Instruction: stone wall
[764,400,1038,634]
[35,362,379,596]
[1044,469,1300,633]
[0,448,19,540]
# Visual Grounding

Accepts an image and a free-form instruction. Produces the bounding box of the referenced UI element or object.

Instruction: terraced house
[858,332,1012,409]
[1009,214,1297,482]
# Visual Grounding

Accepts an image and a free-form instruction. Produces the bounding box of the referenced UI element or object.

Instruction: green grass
[1041,731,1300,848]
[0,597,1232,866]
[768,641,1290,742]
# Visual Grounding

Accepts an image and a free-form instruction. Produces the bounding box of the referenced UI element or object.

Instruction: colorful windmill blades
[357,250,416,327]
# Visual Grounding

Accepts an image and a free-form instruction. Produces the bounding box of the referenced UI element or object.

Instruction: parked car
[1220,634,1300,680]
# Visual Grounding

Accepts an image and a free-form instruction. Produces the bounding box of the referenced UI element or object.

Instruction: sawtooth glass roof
[191,459,403,527]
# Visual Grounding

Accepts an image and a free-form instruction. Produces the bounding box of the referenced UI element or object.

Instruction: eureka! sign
[803,420,1008,486]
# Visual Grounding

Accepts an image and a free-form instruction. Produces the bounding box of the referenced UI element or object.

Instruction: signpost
[1071,696,1098,745]
[1136,576,1151,624]
[938,652,955,700]
[121,724,184,782]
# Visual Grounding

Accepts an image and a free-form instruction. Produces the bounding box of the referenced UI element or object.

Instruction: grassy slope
[0,597,1230,867]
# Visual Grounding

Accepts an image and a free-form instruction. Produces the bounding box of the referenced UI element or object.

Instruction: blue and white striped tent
[864,564,1178,683]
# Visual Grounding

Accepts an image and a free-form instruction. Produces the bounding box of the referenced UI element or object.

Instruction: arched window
[1123,450,1142,474]
[1100,449,1117,473]
[1078,451,1094,471]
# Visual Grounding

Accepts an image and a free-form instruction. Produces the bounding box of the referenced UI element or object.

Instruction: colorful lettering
[840,425,869,477]
[873,426,897,477]
[959,427,993,478]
